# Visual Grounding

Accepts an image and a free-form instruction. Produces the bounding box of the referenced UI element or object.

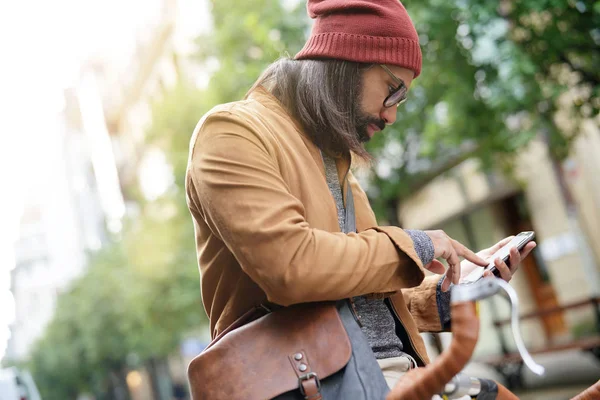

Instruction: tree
[364,0,599,221]
[28,213,206,400]
[27,1,308,398]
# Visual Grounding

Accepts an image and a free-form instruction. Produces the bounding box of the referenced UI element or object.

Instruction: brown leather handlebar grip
[497,382,519,400]
[385,296,599,400]
[570,380,600,400]
[386,302,479,400]
[386,301,523,400]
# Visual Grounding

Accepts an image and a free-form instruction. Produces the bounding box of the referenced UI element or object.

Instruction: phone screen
[460,231,535,284]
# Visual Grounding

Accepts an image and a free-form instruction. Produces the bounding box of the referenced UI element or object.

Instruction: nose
[380,105,397,125]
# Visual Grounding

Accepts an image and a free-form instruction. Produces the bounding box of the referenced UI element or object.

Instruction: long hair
[248,58,372,161]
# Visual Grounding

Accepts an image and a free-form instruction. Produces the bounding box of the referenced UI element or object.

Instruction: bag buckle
[298,372,321,398]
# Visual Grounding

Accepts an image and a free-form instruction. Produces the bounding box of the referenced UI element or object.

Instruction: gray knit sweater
[322,154,451,359]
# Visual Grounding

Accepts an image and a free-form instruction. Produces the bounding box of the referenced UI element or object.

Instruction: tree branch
[398,144,481,201]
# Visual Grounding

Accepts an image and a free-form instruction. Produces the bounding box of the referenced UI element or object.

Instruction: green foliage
[27,1,307,398]
[28,246,128,399]
[194,0,308,102]
[365,0,599,220]
[29,210,206,398]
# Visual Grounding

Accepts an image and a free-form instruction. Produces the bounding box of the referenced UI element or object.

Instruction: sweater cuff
[405,229,435,266]
[436,277,452,330]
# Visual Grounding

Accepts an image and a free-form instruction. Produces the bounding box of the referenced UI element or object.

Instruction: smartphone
[461,231,535,284]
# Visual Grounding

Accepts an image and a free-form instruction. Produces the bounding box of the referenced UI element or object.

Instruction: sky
[0,0,210,362]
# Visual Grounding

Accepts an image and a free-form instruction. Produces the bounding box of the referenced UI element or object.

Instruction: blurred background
[0,0,599,399]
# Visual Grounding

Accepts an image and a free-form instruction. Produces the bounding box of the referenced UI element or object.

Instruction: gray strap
[344,183,356,234]
[322,154,345,231]
[321,152,356,234]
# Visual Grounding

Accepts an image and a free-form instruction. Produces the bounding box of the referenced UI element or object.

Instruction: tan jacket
[185,88,444,365]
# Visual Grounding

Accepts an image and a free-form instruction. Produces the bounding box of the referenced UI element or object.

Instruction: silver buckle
[298,372,321,397]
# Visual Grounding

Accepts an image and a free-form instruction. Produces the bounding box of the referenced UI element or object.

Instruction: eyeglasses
[379,64,408,108]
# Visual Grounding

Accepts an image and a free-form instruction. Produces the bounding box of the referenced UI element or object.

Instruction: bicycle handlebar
[386,278,520,400]
[386,277,600,399]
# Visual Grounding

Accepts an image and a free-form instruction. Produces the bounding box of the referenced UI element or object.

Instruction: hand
[459,236,537,283]
[424,230,488,292]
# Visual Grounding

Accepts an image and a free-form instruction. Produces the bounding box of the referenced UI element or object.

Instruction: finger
[508,247,521,273]
[425,259,446,275]
[448,265,456,286]
[454,240,487,266]
[494,257,512,282]
[487,236,515,254]
[441,274,451,292]
[519,242,537,260]
[447,251,461,285]
[483,270,494,278]
[442,265,454,291]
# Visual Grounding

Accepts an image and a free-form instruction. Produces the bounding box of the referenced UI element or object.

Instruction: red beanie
[295,0,422,77]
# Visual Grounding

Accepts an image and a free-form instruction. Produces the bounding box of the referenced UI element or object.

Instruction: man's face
[355,65,415,142]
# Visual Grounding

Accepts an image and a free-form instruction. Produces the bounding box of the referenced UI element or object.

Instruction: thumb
[425,259,446,275]
[487,236,514,255]
[441,274,451,292]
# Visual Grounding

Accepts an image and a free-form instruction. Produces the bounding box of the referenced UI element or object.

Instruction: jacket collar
[247,86,353,189]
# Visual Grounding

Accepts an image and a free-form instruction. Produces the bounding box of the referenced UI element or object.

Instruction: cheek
[359,85,383,116]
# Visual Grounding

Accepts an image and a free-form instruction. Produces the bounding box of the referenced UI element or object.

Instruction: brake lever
[453,278,545,376]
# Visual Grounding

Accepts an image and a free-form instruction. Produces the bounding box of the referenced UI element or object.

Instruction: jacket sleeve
[187,110,427,306]
[401,275,449,332]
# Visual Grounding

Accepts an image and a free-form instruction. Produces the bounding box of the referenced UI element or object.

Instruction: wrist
[405,229,435,266]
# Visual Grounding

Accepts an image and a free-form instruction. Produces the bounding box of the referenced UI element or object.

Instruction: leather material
[204,306,269,350]
[288,351,322,400]
[386,302,480,400]
[496,383,519,400]
[187,302,351,400]
[299,376,321,400]
[570,379,600,400]
[274,301,391,400]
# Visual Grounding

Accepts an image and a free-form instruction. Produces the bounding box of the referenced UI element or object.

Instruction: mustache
[357,114,386,132]
[355,114,386,143]
[368,118,386,132]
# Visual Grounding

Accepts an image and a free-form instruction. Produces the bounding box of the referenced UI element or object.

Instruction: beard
[354,108,386,143]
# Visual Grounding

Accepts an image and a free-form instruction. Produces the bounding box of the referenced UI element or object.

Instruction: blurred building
[98,0,179,194]
[5,0,200,370]
[400,119,600,358]
[73,1,206,399]
[5,90,113,360]
[93,2,206,397]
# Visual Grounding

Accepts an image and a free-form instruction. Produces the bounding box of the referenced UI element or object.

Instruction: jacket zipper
[387,298,427,367]
[341,167,350,208]
[347,298,363,327]
[338,159,425,364]
[340,162,423,363]
[338,161,425,364]
[341,164,365,329]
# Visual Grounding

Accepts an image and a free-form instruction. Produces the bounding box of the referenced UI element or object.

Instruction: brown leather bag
[187,302,352,400]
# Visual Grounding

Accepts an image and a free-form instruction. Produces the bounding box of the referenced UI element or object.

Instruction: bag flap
[187,302,352,400]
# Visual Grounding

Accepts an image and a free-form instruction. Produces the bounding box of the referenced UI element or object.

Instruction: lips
[367,123,381,138]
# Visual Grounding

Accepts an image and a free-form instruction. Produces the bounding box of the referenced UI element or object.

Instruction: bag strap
[321,152,356,234]
[289,350,323,400]
[344,179,356,234]
[315,153,360,399]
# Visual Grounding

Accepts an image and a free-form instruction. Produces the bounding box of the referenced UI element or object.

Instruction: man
[185,0,536,391]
